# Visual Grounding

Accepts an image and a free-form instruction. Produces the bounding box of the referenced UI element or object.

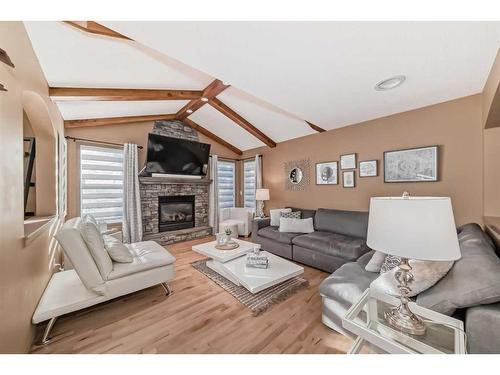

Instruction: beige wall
[65,121,240,220]
[0,22,64,353]
[243,95,484,226]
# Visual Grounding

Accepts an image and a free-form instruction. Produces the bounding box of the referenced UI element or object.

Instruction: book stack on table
[246,253,269,269]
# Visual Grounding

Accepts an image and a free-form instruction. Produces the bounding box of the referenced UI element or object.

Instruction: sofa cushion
[279,217,314,234]
[417,223,500,315]
[107,241,176,280]
[292,231,370,261]
[80,221,113,279]
[319,262,379,306]
[270,208,292,226]
[103,235,133,263]
[314,208,369,239]
[289,207,316,220]
[258,226,299,245]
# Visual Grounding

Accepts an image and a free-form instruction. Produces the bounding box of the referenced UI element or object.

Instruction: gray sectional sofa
[252,207,371,273]
[253,208,500,353]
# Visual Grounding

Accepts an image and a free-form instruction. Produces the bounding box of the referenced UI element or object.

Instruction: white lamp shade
[367,197,461,261]
[255,188,270,201]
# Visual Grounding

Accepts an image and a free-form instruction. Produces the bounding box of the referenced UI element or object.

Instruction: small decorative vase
[216,233,226,246]
[225,233,232,243]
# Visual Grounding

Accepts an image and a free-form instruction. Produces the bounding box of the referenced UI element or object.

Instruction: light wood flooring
[30,237,352,354]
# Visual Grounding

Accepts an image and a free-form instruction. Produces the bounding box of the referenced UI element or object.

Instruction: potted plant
[224,227,233,242]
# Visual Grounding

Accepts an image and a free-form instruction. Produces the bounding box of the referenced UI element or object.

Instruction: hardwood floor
[30,237,352,354]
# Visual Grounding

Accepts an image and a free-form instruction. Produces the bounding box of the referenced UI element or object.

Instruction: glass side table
[342,288,466,354]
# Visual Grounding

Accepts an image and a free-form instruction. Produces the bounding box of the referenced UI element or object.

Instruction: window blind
[243,159,256,211]
[80,144,124,224]
[217,160,236,209]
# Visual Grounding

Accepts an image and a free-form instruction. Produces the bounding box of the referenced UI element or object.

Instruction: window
[79,144,124,224]
[217,160,236,209]
[243,159,256,211]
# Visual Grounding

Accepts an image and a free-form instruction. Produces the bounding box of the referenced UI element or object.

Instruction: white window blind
[243,159,256,211]
[80,144,124,224]
[217,160,236,209]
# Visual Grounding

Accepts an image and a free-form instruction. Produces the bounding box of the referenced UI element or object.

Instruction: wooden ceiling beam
[65,113,178,128]
[209,98,277,148]
[306,121,326,133]
[50,87,203,101]
[176,79,229,120]
[64,21,132,40]
[183,118,242,156]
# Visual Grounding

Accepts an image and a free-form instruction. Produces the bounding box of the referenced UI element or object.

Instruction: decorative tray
[214,242,240,251]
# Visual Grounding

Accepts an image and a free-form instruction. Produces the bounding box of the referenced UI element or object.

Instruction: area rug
[191,259,309,316]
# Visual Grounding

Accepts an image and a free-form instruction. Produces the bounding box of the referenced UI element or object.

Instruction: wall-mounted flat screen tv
[145,133,211,176]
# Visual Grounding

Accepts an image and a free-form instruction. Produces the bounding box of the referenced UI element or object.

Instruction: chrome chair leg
[36,317,57,346]
[160,282,172,296]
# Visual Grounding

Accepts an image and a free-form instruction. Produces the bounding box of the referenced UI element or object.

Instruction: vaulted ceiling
[25,21,500,152]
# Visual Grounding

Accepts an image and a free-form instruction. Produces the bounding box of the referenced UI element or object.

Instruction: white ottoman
[218,221,239,239]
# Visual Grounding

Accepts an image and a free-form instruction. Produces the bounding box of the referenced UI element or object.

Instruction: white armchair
[219,207,254,237]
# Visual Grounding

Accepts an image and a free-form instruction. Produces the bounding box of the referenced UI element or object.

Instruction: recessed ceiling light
[222,81,230,86]
[201,97,209,102]
[374,75,406,91]
[186,109,193,114]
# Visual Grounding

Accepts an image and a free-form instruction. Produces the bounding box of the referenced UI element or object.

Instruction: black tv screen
[145,134,211,176]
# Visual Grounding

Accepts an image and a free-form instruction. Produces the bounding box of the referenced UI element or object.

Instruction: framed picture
[359,160,378,177]
[343,171,355,188]
[384,145,438,183]
[316,161,338,185]
[340,153,356,170]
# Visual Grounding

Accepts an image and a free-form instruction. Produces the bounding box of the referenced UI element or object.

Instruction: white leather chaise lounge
[32,217,176,345]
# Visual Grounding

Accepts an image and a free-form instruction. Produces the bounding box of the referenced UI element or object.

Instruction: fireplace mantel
[139,176,212,185]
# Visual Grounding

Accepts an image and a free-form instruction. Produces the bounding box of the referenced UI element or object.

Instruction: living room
[1,0,500,372]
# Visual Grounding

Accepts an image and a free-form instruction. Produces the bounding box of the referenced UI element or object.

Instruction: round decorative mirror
[289,167,303,184]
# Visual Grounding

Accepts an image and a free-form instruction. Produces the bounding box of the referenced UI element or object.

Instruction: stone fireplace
[158,195,195,232]
[139,119,212,245]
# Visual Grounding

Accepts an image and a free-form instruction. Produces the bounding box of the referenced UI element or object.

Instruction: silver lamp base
[384,258,426,336]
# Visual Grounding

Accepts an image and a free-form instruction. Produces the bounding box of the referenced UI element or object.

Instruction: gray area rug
[191,259,309,316]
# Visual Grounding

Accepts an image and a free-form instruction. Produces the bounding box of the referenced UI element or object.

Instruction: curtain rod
[65,136,143,149]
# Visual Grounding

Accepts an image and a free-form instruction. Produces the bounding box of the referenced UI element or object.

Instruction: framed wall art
[340,153,356,170]
[343,171,355,188]
[359,160,378,177]
[384,145,438,183]
[316,161,338,185]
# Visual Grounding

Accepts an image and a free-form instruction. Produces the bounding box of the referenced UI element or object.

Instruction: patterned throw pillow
[380,255,402,274]
[281,211,301,219]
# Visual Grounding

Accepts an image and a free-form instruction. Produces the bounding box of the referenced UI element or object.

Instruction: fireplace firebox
[158,195,195,232]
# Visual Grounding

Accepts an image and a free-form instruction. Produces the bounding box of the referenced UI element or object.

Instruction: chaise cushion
[257,226,300,244]
[292,231,370,261]
[80,221,113,279]
[319,262,379,306]
[107,241,176,280]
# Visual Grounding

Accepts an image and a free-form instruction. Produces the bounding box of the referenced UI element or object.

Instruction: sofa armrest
[466,302,500,353]
[252,218,270,241]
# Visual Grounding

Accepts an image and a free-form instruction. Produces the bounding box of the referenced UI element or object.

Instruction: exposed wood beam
[50,87,203,101]
[183,118,242,156]
[306,121,326,133]
[176,79,229,120]
[65,114,177,128]
[64,21,132,40]
[209,98,277,148]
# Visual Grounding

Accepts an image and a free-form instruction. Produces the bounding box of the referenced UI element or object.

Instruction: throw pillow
[270,208,292,226]
[80,221,113,278]
[278,217,314,233]
[380,255,401,274]
[365,251,387,273]
[371,259,454,297]
[417,223,500,315]
[103,235,133,263]
[281,211,301,219]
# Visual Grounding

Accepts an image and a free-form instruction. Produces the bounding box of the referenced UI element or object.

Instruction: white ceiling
[57,100,189,120]
[25,21,500,151]
[105,21,500,130]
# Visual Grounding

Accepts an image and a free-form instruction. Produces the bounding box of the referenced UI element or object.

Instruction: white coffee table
[192,239,304,294]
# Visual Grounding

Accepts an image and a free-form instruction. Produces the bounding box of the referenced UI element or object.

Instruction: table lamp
[255,188,270,218]
[366,192,461,335]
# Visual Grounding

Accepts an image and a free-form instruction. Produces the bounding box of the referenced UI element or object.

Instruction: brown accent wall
[65,121,240,220]
[242,95,484,226]
[0,22,64,353]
